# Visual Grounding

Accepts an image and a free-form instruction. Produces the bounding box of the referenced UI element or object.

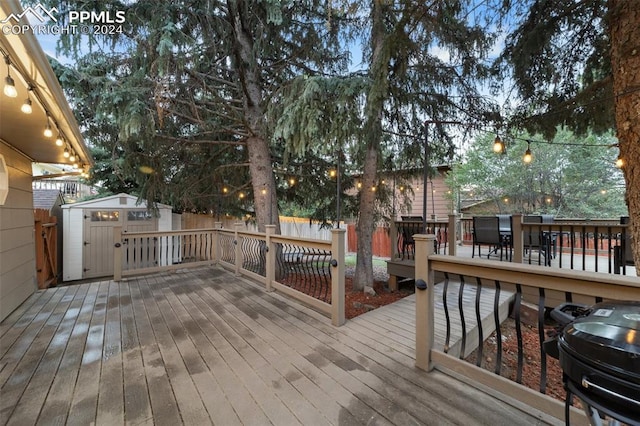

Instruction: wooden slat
[0,267,555,425]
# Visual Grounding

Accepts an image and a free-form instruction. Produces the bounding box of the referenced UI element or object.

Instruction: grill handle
[582,377,640,407]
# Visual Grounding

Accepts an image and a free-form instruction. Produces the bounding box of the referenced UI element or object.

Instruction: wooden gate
[34,210,58,289]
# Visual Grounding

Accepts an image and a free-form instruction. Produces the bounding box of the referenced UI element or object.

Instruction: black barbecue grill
[553,301,640,426]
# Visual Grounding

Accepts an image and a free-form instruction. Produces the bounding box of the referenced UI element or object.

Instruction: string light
[1,48,86,167]
[21,87,33,114]
[616,157,624,168]
[492,135,504,153]
[523,141,533,164]
[3,56,17,98]
[43,115,53,138]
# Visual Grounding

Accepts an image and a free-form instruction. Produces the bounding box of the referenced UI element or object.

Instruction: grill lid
[560,301,640,378]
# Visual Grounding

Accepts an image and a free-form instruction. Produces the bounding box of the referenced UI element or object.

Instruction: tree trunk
[228,0,280,233]
[609,0,640,273]
[354,0,390,291]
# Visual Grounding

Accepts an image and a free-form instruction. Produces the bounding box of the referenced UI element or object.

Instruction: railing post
[512,214,523,264]
[330,228,346,327]
[213,222,222,264]
[390,220,399,260]
[448,214,457,256]
[265,225,275,292]
[234,222,243,276]
[415,234,435,371]
[113,226,123,282]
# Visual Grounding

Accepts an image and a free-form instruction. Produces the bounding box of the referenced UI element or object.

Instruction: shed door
[83,209,159,279]
[83,209,122,279]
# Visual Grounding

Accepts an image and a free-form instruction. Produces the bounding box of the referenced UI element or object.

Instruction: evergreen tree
[448,129,627,218]
[499,0,640,271]
[41,0,347,231]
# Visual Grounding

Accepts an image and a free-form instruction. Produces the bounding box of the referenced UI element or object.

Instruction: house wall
[0,143,37,322]
[395,174,453,220]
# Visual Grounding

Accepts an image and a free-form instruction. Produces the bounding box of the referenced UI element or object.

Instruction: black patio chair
[398,216,423,259]
[496,214,513,260]
[472,216,506,260]
[523,215,551,266]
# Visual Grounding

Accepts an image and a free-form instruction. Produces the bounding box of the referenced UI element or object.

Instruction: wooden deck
[0,267,556,425]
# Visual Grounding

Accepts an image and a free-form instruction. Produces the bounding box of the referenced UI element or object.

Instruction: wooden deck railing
[414,234,640,424]
[430,215,633,274]
[114,224,346,326]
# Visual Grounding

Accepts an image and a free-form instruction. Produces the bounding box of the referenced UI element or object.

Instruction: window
[90,211,120,221]
[127,210,152,221]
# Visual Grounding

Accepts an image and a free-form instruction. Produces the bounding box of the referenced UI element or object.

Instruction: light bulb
[493,136,503,153]
[21,98,32,114]
[55,135,64,146]
[523,148,532,164]
[44,123,53,138]
[4,75,17,97]
[63,148,70,158]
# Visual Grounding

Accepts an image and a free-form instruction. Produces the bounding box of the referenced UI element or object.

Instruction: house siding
[0,143,37,322]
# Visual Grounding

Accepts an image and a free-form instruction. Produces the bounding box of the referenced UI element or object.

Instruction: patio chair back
[523,215,543,248]
[472,216,506,259]
[473,216,502,245]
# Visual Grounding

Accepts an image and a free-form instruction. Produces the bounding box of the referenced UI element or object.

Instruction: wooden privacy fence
[113,223,346,326]
[34,210,57,289]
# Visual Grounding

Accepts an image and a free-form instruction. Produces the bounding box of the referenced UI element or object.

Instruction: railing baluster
[443,272,451,353]
[538,287,547,393]
[458,274,467,359]
[493,280,503,375]
[474,277,484,367]
[514,284,523,384]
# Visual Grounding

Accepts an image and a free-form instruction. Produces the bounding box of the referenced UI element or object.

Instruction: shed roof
[33,189,64,210]
[61,193,172,210]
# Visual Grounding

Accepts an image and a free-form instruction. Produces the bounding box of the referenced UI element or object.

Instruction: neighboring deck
[387,244,638,285]
[0,267,553,426]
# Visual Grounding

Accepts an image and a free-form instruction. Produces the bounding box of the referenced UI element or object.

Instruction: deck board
[0,266,557,425]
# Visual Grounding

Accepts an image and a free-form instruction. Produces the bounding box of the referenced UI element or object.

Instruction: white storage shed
[62,193,173,281]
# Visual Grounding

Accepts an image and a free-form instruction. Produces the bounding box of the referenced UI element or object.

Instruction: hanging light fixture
[43,115,53,138]
[63,146,70,158]
[616,157,624,168]
[492,135,504,153]
[69,151,76,162]
[55,133,64,146]
[21,87,33,114]
[523,141,533,164]
[3,56,17,98]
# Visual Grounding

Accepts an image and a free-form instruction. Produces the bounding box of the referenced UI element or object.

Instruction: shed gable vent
[119,196,127,205]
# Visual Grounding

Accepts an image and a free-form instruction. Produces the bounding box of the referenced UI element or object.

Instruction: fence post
[331,228,346,326]
[447,214,457,256]
[512,214,523,264]
[415,234,435,371]
[114,226,123,282]
[213,222,222,264]
[265,225,275,292]
[234,222,243,276]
